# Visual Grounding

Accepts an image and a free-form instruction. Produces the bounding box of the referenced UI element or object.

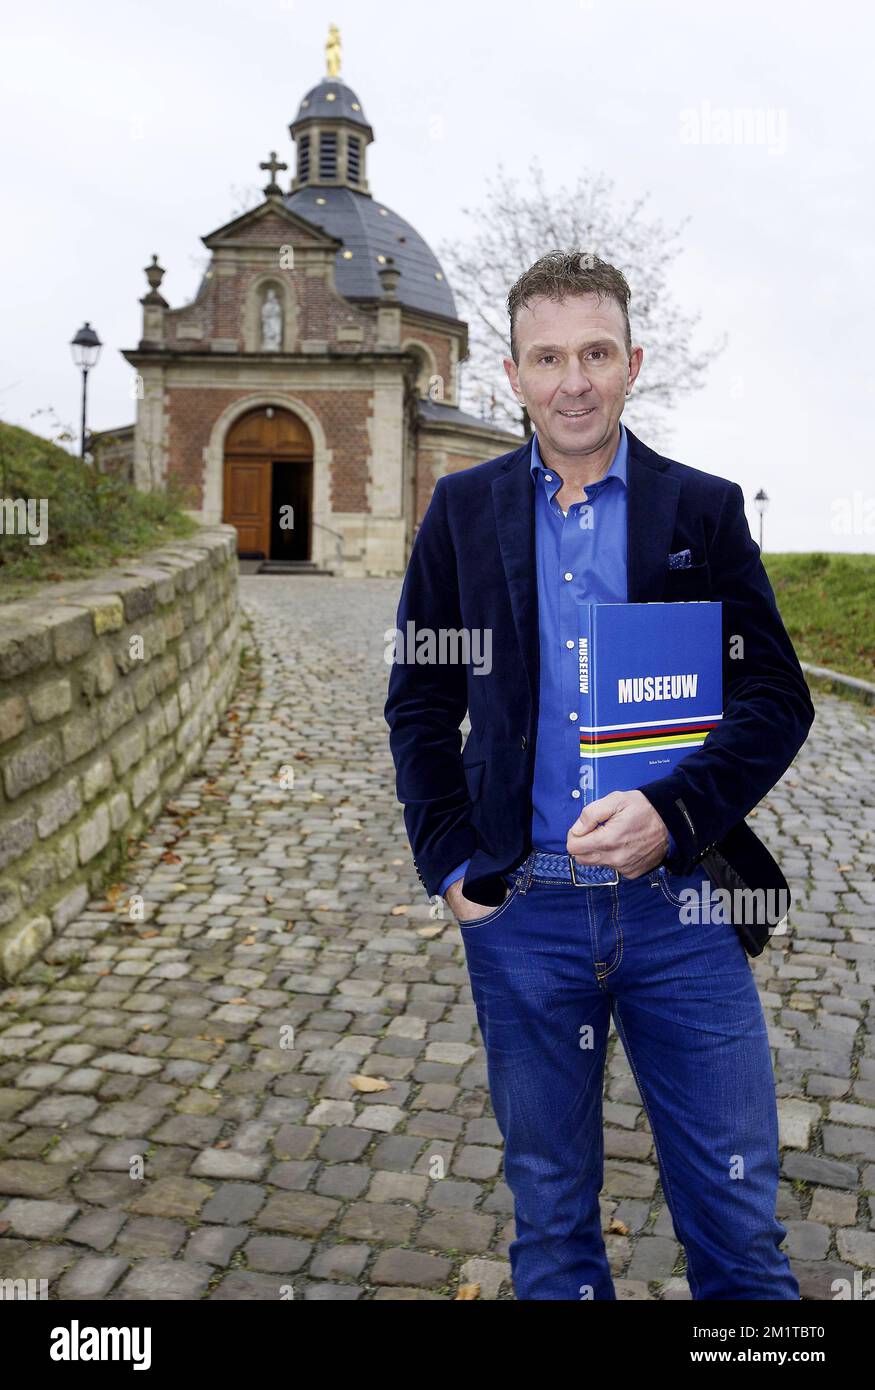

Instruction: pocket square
[667,548,692,569]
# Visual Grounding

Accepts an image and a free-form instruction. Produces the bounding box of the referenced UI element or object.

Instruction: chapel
[111,25,521,575]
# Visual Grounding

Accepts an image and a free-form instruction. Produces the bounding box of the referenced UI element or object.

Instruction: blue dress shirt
[438,420,673,896]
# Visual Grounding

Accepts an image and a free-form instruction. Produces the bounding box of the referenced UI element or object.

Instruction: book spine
[578,605,595,810]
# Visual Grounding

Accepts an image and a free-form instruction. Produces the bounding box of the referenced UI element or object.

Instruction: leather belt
[509,849,619,889]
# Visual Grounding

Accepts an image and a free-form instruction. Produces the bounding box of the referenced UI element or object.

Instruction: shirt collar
[530,419,628,492]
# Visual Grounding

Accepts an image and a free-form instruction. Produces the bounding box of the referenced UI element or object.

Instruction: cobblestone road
[1,577,873,1300]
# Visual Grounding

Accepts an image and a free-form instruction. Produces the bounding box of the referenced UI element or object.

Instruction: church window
[347,134,361,181]
[298,134,310,182]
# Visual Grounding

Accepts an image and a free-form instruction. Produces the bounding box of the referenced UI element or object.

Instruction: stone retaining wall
[0,526,241,981]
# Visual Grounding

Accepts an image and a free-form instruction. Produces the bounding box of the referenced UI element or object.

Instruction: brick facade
[121,162,521,574]
[163,386,372,514]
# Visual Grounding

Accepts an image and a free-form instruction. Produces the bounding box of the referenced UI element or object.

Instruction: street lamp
[70,321,102,460]
[754,488,770,552]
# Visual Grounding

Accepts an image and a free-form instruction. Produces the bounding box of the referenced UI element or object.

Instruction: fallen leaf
[455,1283,481,1300]
[161,851,182,864]
[608,1217,630,1235]
[417,925,444,938]
[391,905,412,916]
[229,997,248,1005]
[348,1074,391,1093]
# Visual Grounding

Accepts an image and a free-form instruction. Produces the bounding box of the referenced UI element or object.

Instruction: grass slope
[764,552,875,684]
[0,420,198,602]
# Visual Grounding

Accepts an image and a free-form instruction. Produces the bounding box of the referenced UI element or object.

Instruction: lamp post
[754,488,770,552]
[70,322,102,460]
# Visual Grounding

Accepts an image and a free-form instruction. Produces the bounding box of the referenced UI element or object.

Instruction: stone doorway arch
[222,405,314,560]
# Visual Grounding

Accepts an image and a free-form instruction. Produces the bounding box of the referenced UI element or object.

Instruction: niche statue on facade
[260,287,283,351]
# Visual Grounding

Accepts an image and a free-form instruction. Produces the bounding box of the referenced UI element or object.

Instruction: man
[384,251,814,1300]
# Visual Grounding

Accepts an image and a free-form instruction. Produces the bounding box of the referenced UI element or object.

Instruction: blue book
[577,602,723,803]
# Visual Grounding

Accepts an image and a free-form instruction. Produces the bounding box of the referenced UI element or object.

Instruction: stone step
[256,560,334,575]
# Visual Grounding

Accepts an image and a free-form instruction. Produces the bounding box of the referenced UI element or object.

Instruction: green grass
[764,552,875,684]
[0,419,199,602]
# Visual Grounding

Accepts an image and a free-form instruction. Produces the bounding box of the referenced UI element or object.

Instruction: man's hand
[444,877,509,924]
[566,790,670,879]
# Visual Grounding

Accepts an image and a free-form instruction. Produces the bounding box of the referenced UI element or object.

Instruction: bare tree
[30,405,77,453]
[228,182,265,218]
[184,181,266,287]
[439,158,726,445]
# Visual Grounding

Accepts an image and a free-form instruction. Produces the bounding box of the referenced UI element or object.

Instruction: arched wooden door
[223,406,313,560]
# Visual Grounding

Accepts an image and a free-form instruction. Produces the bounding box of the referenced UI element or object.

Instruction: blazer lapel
[490,426,681,700]
[625,426,681,602]
[492,439,540,705]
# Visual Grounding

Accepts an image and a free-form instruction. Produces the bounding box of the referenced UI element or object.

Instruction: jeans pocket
[657,866,709,913]
[457,878,521,929]
[657,872,685,908]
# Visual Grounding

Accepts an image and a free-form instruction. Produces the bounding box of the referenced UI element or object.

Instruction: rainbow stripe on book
[579,713,722,759]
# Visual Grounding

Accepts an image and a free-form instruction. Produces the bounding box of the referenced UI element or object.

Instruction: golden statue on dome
[326,24,341,78]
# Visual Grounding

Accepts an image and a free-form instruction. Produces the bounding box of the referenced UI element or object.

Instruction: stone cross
[259,151,288,196]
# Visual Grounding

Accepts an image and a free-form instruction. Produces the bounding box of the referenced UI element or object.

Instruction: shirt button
[545,473,553,481]
[571,790,581,799]
[563,571,573,581]
[569,712,578,721]
[566,640,574,649]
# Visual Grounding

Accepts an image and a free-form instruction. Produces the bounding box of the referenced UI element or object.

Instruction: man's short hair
[506,250,632,363]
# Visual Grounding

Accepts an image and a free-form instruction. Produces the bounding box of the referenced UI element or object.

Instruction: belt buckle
[569,855,619,887]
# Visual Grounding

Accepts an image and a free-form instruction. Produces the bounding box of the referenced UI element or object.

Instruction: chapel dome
[284,184,458,319]
[291,78,373,136]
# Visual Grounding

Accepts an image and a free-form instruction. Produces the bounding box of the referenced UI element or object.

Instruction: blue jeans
[458,855,799,1301]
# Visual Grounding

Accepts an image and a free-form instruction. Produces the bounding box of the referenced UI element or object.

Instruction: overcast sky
[2,0,871,551]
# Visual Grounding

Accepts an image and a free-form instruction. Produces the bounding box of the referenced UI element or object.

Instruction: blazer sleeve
[638,480,815,873]
[383,476,479,898]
